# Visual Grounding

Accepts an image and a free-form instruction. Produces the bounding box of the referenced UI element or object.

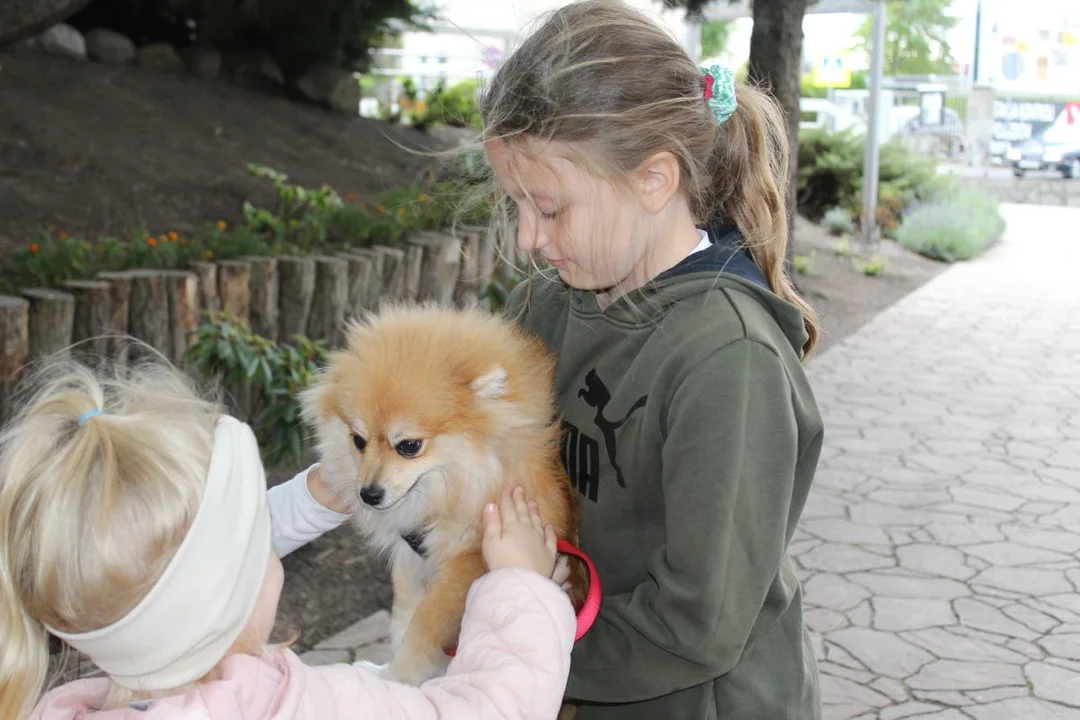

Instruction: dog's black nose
[359,485,385,507]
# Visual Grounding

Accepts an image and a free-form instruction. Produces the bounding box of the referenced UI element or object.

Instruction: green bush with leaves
[797,128,945,236]
[185,311,328,467]
[895,188,1005,263]
[1,162,494,294]
[421,79,483,131]
[822,207,854,236]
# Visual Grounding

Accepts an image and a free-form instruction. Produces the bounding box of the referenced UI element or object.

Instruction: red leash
[445,539,602,657]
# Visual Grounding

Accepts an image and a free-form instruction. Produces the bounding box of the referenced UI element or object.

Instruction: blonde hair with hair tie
[0,358,227,720]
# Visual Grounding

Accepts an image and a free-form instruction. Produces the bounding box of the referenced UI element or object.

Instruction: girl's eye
[540,209,559,221]
[396,439,423,458]
[352,434,367,452]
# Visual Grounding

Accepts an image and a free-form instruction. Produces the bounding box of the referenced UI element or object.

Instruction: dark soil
[0,49,442,252]
[4,47,948,653]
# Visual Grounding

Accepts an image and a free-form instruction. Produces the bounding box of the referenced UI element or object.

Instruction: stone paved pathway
[792,204,1080,719]
[309,204,1080,719]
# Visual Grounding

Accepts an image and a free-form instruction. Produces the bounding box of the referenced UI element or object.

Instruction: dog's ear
[470,366,509,399]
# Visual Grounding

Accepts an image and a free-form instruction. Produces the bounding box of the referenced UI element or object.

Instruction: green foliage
[185,311,328,467]
[853,0,959,76]
[830,236,854,257]
[822,207,855,236]
[797,127,945,237]
[896,187,1005,263]
[420,79,483,131]
[2,164,494,293]
[71,0,431,76]
[794,251,817,276]
[855,255,888,276]
[700,20,733,59]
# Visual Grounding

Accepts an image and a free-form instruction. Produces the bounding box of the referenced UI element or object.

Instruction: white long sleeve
[267,465,352,559]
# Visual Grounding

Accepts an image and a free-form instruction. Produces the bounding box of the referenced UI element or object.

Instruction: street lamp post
[861,0,887,247]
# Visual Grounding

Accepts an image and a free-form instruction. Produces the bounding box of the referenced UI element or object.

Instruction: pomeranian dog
[302,303,586,687]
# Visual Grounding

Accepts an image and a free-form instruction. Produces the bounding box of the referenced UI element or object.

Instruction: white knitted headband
[47,415,272,692]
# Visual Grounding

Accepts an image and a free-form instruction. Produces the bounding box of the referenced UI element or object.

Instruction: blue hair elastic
[78,409,102,426]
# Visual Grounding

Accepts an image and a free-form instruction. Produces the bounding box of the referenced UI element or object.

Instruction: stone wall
[960,177,1080,208]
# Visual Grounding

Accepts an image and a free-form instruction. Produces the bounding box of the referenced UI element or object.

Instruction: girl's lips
[547,258,566,269]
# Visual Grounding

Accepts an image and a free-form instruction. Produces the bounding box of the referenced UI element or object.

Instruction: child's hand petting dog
[482,486,558,579]
[306,463,353,514]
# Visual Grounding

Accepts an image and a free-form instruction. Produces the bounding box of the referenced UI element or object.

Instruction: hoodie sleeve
[565,339,801,702]
[301,568,576,720]
[267,465,351,559]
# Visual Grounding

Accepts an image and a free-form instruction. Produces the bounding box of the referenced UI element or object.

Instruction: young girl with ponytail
[487,1,825,717]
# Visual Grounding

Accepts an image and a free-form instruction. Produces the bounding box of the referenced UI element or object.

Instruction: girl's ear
[635,151,682,215]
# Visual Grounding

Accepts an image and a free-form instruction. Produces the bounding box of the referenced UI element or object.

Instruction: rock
[227,51,285,93]
[294,64,361,114]
[135,42,183,73]
[180,45,221,79]
[85,29,135,65]
[39,24,86,60]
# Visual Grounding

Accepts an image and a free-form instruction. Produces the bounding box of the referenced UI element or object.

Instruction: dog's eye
[395,439,423,458]
[352,434,367,452]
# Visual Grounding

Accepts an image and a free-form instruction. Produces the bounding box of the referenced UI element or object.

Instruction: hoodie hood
[566,222,810,357]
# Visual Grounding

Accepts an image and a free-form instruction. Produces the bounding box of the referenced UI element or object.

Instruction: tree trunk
[747,0,810,265]
[0,0,94,48]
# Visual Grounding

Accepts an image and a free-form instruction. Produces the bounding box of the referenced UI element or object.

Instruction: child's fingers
[482,502,501,541]
[528,500,545,533]
[498,487,517,526]
[552,555,571,585]
[544,523,557,556]
[511,486,530,522]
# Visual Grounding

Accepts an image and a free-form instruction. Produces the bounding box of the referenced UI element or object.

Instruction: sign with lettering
[992,99,1075,143]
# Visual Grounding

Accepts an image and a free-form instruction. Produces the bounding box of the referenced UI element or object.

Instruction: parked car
[1006,122,1080,179]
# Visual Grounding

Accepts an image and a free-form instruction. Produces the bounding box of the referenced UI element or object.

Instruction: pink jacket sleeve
[284,568,576,720]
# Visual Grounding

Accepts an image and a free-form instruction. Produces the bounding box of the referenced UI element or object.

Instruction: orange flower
[204,250,214,260]
[346,193,359,202]
[375,204,385,214]
[417,193,429,202]
[147,237,158,247]
[217,220,228,231]
[29,243,40,254]
[168,231,179,242]
[397,207,407,217]
[58,231,69,240]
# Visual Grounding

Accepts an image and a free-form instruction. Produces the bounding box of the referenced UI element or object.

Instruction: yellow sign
[812,54,852,88]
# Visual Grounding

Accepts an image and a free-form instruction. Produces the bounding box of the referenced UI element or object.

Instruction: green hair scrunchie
[701,64,737,125]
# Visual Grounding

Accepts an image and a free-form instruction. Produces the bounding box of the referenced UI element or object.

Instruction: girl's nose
[516,212,549,254]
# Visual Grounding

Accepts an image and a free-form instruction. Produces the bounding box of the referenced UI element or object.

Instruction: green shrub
[72,0,430,76]
[822,207,854,236]
[2,163,494,293]
[185,311,328,467]
[895,188,1005,262]
[855,255,888,276]
[794,251,816,276]
[422,79,483,131]
[797,128,945,235]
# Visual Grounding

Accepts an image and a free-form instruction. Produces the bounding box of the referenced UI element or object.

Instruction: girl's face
[486,139,654,292]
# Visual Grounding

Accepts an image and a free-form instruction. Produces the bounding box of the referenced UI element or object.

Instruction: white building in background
[973,0,1080,97]
[375,0,690,95]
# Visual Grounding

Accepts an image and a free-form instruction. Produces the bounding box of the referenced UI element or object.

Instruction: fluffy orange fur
[302,303,585,687]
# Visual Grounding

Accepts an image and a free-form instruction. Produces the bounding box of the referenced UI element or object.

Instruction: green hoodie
[503,225,823,720]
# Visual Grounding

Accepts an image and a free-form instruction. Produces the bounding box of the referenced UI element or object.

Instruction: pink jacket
[32,569,575,720]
